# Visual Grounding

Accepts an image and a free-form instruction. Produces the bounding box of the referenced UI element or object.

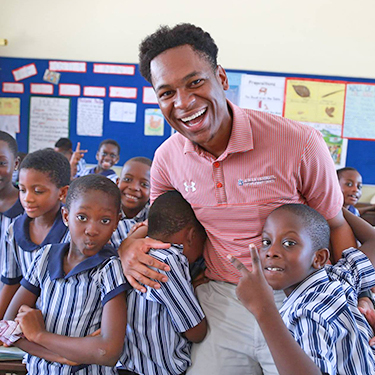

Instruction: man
[120,24,356,374]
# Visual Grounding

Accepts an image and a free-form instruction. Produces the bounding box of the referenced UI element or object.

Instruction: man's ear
[216,65,229,91]
[312,248,330,269]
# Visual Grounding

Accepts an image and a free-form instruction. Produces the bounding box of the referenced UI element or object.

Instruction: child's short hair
[125,156,152,167]
[0,131,18,158]
[148,190,205,238]
[66,174,121,213]
[20,149,70,188]
[271,204,330,251]
[54,137,72,151]
[337,167,359,180]
[98,139,120,154]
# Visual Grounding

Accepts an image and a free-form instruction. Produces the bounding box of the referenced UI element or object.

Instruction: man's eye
[191,79,203,86]
[101,218,111,225]
[283,240,296,247]
[77,215,87,222]
[160,90,173,99]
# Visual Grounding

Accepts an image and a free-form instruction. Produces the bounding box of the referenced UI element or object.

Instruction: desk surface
[0,359,26,375]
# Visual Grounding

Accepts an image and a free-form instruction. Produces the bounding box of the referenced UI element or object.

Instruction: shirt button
[217,182,223,188]
[213,162,220,168]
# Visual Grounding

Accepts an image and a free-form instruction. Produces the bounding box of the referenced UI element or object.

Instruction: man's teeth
[266,267,283,271]
[181,109,206,122]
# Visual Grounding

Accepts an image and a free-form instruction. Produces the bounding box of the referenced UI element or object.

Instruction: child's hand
[70,142,87,166]
[228,244,275,318]
[15,305,46,343]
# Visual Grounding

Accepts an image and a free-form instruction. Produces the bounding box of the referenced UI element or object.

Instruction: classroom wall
[2,0,375,198]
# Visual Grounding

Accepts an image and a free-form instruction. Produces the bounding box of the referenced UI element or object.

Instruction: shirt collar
[182,100,254,158]
[48,243,118,280]
[14,208,68,252]
[91,168,115,177]
[122,202,150,223]
[3,198,23,218]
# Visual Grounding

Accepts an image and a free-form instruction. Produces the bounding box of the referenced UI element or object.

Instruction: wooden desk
[0,360,26,375]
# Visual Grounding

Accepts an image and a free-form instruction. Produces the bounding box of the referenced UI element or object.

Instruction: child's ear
[61,205,69,227]
[96,151,99,161]
[186,226,196,247]
[312,248,330,269]
[14,156,20,171]
[59,185,69,204]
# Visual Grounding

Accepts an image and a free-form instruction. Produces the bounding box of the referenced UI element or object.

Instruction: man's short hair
[337,167,360,180]
[271,204,330,251]
[20,148,71,188]
[139,23,219,83]
[0,131,18,158]
[66,174,121,213]
[98,139,120,155]
[148,190,205,238]
[54,138,73,151]
[125,156,152,167]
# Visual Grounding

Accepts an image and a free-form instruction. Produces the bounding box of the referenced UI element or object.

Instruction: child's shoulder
[149,244,186,265]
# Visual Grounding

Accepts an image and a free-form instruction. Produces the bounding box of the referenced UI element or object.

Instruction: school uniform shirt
[21,243,131,375]
[120,244,205,375]
[1,209,69,285]
[280,247,375,375]
[78,167,118,184]
[110,203,149,250]
[347,204,360,217]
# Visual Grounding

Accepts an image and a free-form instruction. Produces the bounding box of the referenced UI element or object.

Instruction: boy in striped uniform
[0,149,71,318]
[78,139,120,183]
[229,204,375,375]
[120,191,207,375]
[4,175,130,374]
[111,157,152,249]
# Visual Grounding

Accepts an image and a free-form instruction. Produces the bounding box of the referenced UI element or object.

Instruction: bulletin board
[1,56,375,184]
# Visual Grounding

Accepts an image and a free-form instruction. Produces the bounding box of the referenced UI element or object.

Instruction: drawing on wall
[144,108,164,136]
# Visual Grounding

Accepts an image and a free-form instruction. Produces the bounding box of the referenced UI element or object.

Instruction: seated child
[229,204,375,375]
[0,132,24,287]
[111,157,151,249]
[78,139,120,183]
[120,190,207,375]
[0,149,70,318]
[3,174,130,374]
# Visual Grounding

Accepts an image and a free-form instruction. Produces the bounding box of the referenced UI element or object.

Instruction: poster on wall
[29,96,70,152]
[0,98,20,136]
[77,98,104,137]
[144,108,164,136]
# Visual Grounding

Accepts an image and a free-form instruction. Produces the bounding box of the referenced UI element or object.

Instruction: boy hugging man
[229,204,375,375]
[120,191,207,375]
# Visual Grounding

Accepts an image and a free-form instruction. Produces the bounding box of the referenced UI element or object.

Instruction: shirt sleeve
[297,128,343,221]
[19,248,43,297]
[145,253,205,333]
[328,247,375,295]
[1,223,22,285]
[100,257,131,306]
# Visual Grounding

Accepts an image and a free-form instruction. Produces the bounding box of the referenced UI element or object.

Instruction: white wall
[1,0,375,79]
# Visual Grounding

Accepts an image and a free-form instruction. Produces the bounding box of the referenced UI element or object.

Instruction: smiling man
[120,24,356,375]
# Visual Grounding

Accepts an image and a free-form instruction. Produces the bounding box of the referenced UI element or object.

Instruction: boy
[4,175,130,374]
[78,139,120,183]
[229,204,375,375]
[120,190,207,375]
[111,157,151,249]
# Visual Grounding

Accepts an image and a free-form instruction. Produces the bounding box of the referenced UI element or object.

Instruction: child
[78,139,120,183]
[0,132,24,286]
[120,190,207,375]
[229,204,375,375]
[111,157,151,249]
[4,174,130,374]
[0,149,70,318]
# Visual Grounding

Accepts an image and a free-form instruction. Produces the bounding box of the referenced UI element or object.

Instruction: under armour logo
[184,181,196,192]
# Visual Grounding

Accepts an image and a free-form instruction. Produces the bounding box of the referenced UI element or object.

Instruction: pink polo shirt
[151,101,343,283]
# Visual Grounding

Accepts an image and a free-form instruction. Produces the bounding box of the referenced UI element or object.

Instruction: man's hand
[358,297,375,345]
[118,237,171,293]
[228,244,275,318]
[15,305,46,343]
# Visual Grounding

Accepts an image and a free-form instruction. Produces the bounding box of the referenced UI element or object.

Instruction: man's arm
[228,245,326,375]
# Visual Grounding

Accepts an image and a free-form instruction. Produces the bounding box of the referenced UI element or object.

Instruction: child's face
[339,170,362,208]
[260,210,322,296]
[118,161,150,217]
[0,141,16,192]
[18,168,65,219]
[96,144,120,170]
[62,190,120,260]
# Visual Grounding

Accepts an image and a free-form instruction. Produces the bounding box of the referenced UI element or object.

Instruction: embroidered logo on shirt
[238,175,276,186]
[184,181,196,192]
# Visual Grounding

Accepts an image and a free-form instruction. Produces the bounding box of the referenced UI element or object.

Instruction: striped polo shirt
[21,243,130,375]
[120,245,205,375]
[1,209,70,285]
[151,101,343,283]
[280,247,375,374]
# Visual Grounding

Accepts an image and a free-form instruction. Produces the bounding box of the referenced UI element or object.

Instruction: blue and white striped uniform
[0,199,23,286]
[78,167,118,184]
[280,247,375,375]
[1,209,69,285]
[120,244,205,375]
[21,243,131,375]
[110,204,149,249]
